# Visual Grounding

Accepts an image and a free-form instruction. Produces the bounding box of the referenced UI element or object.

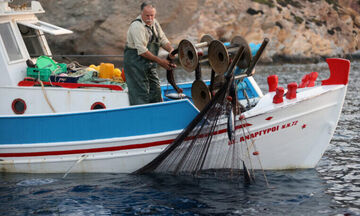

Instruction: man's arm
[140,51,175,70]
[155,21,175,59]
[162,42,175,59]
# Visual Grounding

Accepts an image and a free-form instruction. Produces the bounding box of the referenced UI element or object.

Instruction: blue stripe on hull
[0,100,198,144]
[161,77,258,102]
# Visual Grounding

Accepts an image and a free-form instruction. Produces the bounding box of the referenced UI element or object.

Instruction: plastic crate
[26,63,67,81]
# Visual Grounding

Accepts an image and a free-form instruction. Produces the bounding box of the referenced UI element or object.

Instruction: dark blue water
[0,171,347,215]
[1,60,359,215]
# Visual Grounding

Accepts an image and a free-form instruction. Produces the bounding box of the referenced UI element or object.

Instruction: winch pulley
[178,34,215,72]
[167,34,264,112]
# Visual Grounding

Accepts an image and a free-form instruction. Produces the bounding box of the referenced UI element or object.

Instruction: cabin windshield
[18,24,45,57]
[0,22,23,62]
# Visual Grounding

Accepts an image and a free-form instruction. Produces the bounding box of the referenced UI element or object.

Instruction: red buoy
[253,151,259,156]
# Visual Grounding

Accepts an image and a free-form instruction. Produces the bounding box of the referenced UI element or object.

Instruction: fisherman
[124,2,176,105]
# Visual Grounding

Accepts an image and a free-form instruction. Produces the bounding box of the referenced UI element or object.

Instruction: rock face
[32,0,360,64]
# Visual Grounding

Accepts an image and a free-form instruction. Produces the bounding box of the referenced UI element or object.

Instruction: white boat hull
[0,86,129,114]
[239,85,347,170]
[0,132,176,173]
[0,0,350,174]
[0,84,347,173]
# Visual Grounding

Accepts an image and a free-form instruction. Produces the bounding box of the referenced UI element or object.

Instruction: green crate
[55,63,67,73]
[26,63,67,81]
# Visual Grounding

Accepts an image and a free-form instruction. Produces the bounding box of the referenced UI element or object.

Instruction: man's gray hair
[141,1,155,11]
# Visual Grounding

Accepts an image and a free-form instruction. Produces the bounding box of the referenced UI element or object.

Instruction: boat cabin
[0,0,72,86]
[0,1,133,115]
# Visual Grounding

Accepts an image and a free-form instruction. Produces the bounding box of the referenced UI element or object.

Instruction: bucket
[99,63,114,79]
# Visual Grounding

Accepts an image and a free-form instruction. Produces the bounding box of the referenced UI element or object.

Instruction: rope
[63,155,88,179]
[239,119,256,180]
[239,116,271,188]
[39,80,56,113]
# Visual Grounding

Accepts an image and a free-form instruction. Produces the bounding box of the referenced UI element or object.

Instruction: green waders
[124,24,162,105]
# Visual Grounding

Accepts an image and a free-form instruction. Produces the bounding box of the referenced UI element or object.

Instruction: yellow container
[114,68,121,77]
[99,63,114,79]
[89,64,100,72]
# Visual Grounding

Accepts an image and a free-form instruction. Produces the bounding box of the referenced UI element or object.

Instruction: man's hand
[164,43,177,60]
[168,49,176,60]
[158,58,176,70]
[140,50,176,70]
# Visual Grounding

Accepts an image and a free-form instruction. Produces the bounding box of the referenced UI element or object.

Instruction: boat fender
[267,75,278,92]
[286,82,298,100]
[307,72,318,87]
[273,87,284,104]
[299,74,310,88]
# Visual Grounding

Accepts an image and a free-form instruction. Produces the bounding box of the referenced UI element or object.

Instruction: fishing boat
[0,1,350,174]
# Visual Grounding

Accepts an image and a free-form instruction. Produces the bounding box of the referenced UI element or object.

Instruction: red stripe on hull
[0,123,252,158]
[0,139,173,157]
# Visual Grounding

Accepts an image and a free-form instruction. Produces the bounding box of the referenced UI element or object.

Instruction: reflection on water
[0,60,359,215]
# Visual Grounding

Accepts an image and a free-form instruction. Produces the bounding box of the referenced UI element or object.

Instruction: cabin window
[0,22,23,62]
[18,24,45,57]
[17,20,73,35]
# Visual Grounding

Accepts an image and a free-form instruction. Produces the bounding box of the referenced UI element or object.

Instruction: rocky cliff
[20,0,360,64]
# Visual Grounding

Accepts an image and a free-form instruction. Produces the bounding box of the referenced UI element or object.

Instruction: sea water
[0,60,359,215]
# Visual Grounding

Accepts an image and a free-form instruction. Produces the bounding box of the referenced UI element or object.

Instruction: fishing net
[135,39,269,179]
[160,83,236,172]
